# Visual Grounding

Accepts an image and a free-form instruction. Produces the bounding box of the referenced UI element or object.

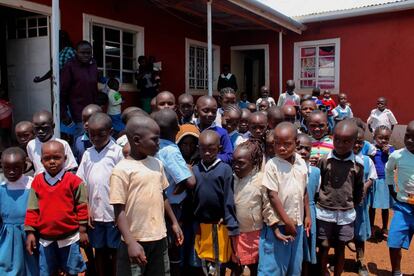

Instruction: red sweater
[24,171,88,240]
[321,98,337,116]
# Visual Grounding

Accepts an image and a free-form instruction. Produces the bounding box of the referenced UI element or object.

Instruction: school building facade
[1,0,413,129]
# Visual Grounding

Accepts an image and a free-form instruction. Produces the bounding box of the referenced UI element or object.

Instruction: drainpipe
[51,0,60,137]
[279,31,283,96]
[207,0,213,96]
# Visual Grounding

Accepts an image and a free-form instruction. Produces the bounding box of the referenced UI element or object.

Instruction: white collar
[6,175,32,190]
[201,159,221,171]
[327,151,355,163]
[44,169,65,185]
[221,73,232,79]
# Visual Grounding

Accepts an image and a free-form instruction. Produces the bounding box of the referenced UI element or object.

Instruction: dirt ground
[342,209,414,276]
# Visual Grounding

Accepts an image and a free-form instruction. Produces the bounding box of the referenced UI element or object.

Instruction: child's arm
[385,153,398,200]
[164,194,184,246]
[267,189,297,237]
[353,166,364,206]
[223,171,239,237]
[303,188,311,237]
[114,204,147,266]
[73,181,89,247]
[25,187,39,255]
[218,133,233,164]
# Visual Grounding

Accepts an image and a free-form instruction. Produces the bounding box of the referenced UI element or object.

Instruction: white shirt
[27,137,78,175]
[256,97,276,107]
[277,92,300,107]
[107,89,123,115]
[40,169,80,248]
[77,140,123,222]
[367,108,398,131]
[116,135,128,147]
[6,175,33,190]
[262,153,308,226]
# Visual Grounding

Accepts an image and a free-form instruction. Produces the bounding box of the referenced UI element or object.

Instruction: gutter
[228,0,306,33]
[296,0,414,23]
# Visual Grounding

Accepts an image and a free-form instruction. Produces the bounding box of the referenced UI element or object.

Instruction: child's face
[199,138,220,165]
[296,137,312,161]
[88,123,112,150]
[274,131,297,160]
[265,133,275,159]
[247,103,257,113]
[76,44,92,64]
[178,99,194,119]
[333,129,356,156]
[249,115,267,140]
[377,98,386,111]
[179,136,198,161]
[339,95,347,106]
[221,110,240,134]
[196,99,217,128]
[308,114,328,140]
[353,132,364,154]
[404,124,414,153]
[300,101,316,120]
[156,94,176,110]
[258,101,269,111]
[260,88,269,98]
[41,146,66,176]
[136,125,160,157]
[374,129,391,148]
[238,111,250,134]
[233,147,254,179]
[221,94,236,108]
[241,94,247,101]
[2,154,25,182]
[323,91,331,99]
[15,125,35,148]
[33,116,54,143]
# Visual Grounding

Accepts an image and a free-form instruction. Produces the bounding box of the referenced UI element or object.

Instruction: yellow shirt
[262,153,308,226]
[109,157,169,242]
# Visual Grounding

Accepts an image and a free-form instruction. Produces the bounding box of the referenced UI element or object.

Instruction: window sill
[188,89,219,96]
[296,88,340,95]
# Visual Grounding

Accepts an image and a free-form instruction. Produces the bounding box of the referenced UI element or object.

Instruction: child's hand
[128,241,147,266]
[79,225,89,247]
[231,252,240,265]
[173,184,186,195]
[363,183,370,199]
[172,223,184,246]
[285,218,297,237]
[304,216,312,237]
[88,215,95,229]
[383,145,390,154]
[273,227,294,243]
[26,232,37,255]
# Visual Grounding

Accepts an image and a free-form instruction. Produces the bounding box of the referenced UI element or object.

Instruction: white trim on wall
[293,38,340,93]
[230,44,270,88]
[185,38,220,95]
[0,0,51,15]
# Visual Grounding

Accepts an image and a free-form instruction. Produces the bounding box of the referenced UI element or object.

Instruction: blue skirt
[370,179,394,209]
[109,114,125,133]
[355,196,371,241]
[303,204,317,264]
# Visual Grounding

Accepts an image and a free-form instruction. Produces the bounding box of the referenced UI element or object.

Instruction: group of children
[0,80,411,276]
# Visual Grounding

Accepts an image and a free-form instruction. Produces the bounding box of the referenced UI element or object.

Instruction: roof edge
[227,0,306,34]
[296,0,414,23]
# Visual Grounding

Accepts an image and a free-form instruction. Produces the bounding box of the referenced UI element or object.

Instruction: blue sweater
[192,160,239,236]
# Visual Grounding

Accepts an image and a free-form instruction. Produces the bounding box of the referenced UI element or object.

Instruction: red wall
[283,10,414,124]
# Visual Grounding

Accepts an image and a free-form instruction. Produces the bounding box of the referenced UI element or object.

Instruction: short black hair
[76,40,92,50]
[88,112,113,130]
[2,147,26,162]
[151,109,178,138]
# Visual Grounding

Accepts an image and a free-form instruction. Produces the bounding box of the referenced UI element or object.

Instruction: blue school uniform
[354,155,372,241]
[303,166,320,264]
[0,181,39,276]
[370,146,395,209]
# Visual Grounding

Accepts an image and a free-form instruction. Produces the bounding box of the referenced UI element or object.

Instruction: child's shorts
[317,219,354,243]
[88,221,121,249]
[258,224,303,276]
[39,241,86,275]
[235,230,260,265]
[388,201,414,250]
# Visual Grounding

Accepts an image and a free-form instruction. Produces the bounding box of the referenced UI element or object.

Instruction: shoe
[346,241,356,252]
[357,262,369,276]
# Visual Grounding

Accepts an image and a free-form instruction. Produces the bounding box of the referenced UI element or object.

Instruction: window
[294,38,340,92]
[185,38,220,94]
[7,16,49,39]
[83,14,144,90]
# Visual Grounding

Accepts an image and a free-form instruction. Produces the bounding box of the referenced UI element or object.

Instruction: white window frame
[83,14,145,91]
[293,38,340,93]
[185,38,220,95]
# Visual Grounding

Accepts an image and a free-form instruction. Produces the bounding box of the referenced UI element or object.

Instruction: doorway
[230,44,269,102]
[0,5,51,124]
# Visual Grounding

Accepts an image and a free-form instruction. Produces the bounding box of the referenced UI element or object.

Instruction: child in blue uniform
[296,133,320,272]
[0,147,38,276]
[369,125,394,239]
[353,128,377,275]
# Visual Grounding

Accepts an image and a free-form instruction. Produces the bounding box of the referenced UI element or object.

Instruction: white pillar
[52,0,61,137]
[207,0,213,96]
[279,31,283,96]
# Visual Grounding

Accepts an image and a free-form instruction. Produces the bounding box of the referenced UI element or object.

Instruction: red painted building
[1,0,413,126]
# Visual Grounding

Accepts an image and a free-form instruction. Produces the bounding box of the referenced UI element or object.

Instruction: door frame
[230,44,269,88]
